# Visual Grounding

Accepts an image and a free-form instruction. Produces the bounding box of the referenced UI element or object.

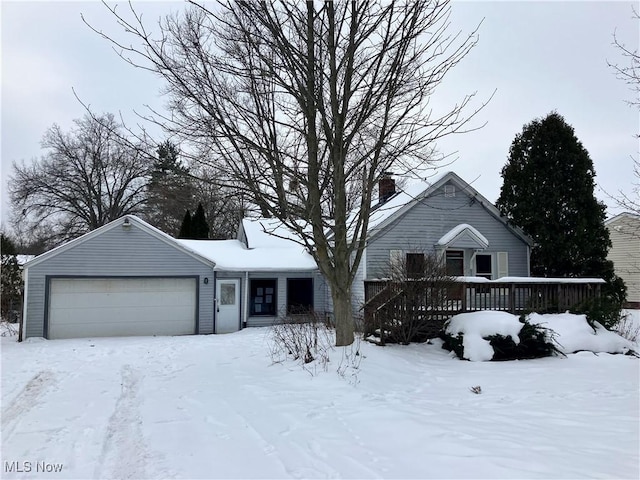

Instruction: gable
[367,172,533,247]
[25,216,214,270]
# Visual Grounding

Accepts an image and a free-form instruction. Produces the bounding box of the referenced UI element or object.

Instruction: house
[20,171,532,340]
[605,212,640,308]
[20,216,326,340]
[348,171,533,313]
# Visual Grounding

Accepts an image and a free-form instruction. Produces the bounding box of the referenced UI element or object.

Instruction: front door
[216,279,241,333]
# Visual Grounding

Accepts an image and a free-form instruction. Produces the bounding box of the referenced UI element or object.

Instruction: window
[220,283,236,305]
[406,253,425,278]
[250,279,277,316]
[475,254,492,279]
[287,278,314,314]
[446,250,464,276]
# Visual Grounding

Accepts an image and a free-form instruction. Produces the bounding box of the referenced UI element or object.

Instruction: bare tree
[90,0,486,346]
[10,113,151,245]
[608,7,639,215]
[365,249,455,345]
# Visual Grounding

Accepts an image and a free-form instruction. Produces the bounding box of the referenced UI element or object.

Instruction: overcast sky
[1,1,638,231]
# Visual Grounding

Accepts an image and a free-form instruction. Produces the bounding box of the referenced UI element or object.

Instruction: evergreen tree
[496,112,625,322]
[178,210,192,239]
[1,233,23,322]
[145,141,196,236]
[191,203,210,239]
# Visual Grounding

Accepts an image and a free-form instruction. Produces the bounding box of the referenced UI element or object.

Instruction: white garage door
[48,277,197,339]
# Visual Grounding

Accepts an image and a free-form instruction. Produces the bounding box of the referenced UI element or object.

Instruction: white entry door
[216,279,241,333]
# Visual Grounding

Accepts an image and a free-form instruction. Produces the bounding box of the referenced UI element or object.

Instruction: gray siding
[24,222,215,339]
[366,180,530,279]
[232,271,327,327]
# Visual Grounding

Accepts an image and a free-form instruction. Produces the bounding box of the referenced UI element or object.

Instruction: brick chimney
[379,173,396,203]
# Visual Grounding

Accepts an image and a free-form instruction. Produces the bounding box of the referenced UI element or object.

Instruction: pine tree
[1,233,23,322]
[191,203,210,239]
[496,112,626,323]
[178,210,192,239]
[145,141,195,236]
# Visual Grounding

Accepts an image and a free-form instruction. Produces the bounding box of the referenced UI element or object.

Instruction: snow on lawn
[1,328,638,479]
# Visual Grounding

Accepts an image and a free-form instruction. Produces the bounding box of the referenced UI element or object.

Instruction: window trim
[475,253,493,279]
[249,279,277,316]
[405,252,425,279]
[445,250,464,276]
[286,278,314,315]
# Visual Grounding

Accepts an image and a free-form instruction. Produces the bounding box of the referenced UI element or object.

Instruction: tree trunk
[331,284,354,347]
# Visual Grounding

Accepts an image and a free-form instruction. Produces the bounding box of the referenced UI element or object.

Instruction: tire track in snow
[94,365,149,480]
[1,370,56,440]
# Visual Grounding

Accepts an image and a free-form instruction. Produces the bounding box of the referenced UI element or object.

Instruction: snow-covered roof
[241,218,308,248]
[437,224,489,249]
[16,255,35,266]
[176,238,317,272]
[366,178,437,232]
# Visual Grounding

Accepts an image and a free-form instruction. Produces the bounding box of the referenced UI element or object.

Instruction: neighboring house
[606,212,640,308]
[348,171,533,313]
[21,171,532,340]
[21,216,325,340]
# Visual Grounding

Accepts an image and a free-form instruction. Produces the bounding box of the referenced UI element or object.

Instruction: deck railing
[363,277,604,343]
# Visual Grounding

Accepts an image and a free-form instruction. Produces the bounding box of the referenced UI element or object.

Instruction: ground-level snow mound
[443,311,635,361]
[528,312,635,355]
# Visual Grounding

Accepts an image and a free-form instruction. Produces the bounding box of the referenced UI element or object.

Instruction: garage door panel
[48,278,197,339]
[50,291,195,310]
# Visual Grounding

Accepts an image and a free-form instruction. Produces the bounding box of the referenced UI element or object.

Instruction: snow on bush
[444,311,524,361]
[443,311,635,362]
[528,312,635,355]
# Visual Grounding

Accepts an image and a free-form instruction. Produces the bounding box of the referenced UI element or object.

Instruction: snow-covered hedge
[442,311,635,362]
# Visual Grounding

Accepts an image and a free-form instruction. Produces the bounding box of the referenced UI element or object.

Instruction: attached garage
[22,216,216,340]
[47,277,197,339]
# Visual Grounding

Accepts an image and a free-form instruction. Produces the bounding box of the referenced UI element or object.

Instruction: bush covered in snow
[441,312,558,362]
[441,311,636,362]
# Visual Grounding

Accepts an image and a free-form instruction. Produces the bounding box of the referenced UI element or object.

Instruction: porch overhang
[437,224,489,250]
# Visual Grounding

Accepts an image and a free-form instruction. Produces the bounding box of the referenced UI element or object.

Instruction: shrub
[615,311,640,344]
[366,250,455,345]
[570,284,626,330]
[269,311,333,373]
[441,315,561,361]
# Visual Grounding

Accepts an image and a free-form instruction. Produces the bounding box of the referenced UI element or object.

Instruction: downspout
[243,271,249,329]
[19,266,28,342]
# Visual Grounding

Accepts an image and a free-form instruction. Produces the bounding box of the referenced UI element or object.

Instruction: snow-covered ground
[1,325,638,479]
